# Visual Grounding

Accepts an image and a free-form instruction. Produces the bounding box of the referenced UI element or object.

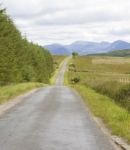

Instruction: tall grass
[50,55,66,84]
[68,56,130,111]
[83,80,130,110]
[74,85,130,143]
[66,56,130,143]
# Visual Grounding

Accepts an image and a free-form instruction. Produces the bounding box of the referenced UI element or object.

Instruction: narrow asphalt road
[0,59,117,150]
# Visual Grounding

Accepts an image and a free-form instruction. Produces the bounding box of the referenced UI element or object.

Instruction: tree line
[0,8,53,85]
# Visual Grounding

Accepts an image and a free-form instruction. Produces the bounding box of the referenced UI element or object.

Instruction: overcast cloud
[1,0,130,45]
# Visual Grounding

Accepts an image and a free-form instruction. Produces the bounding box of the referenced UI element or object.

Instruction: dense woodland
[0,9,53,85]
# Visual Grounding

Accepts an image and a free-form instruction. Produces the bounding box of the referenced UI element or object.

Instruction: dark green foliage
[71,77,80,84]
[0,9,53,85]
[72,52,79,58]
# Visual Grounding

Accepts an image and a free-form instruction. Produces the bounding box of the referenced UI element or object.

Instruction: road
[0,59,117,150]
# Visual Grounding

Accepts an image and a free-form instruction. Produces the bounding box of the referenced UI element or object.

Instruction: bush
[71,77,80,84]
[69,63,76,68]
[69,63,76,72]
[72,52,79,58]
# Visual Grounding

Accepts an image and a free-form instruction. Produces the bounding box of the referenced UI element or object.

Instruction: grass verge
[73,85,130,143]
[65,70,130,142]
[0,82,45,104]
[50,67,60,85]
[50,59,65,85]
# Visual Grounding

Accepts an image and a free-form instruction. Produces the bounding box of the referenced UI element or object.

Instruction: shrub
[72,52,79,58]
[71,77,80,84]
[69,63,76,72]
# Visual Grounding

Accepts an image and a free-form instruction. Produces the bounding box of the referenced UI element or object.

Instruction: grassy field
[50,55,66,84]
[68,56,130,110]
[66,56,130,142]
[0,82,45,104]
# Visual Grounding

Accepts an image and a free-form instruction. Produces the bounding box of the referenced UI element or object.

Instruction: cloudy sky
[1,0,130,45]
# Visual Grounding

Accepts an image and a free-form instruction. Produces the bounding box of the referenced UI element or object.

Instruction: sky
[1,0,130,45]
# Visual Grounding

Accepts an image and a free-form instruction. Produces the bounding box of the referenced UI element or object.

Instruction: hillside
[44,40,130,55]
[0,9,53,85]
[89,49,130,57]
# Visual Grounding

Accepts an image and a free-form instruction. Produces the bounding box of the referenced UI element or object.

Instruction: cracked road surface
[0,59,116,150]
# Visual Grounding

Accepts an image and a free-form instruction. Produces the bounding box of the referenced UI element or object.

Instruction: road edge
[68,86,130,150]
[0,88,41,116]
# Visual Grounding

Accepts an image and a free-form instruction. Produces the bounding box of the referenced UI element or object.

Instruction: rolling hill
[89,49,130,57]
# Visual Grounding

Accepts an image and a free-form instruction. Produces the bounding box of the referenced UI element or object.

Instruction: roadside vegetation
[66,56,130,142]
[74,85,130,142]
[68,56,130,111]
[0,82,45,104]
[0,8,54,104]
[0,8,53,86]
[50,55,66,84]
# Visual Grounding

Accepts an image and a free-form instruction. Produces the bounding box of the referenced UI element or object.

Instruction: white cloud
[1,0,130,44]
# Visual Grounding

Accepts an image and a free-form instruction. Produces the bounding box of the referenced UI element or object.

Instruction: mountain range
[44,40,130,55]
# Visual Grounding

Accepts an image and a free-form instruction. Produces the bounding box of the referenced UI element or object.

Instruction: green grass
[65,56,130,143]
[68,56,130,110]
[0,82,45,104]
[50,55,66,85]
[70,56,130,74]
[50,61,64,84]
[74,85,130,143]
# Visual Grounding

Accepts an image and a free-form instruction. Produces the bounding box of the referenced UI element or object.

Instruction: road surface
[0,59,117,150]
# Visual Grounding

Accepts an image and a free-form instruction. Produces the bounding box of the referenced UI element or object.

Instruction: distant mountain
[66,41,111,54]
[89,49,130,57]
[44,44,70,55]
[105,40,130,52]
[44,40,130,55]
